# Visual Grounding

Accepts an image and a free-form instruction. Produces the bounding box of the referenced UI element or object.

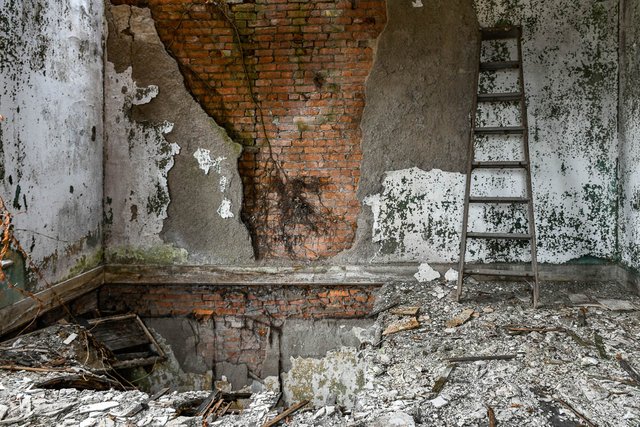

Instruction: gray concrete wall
[620,0,640,272]
[103,5,253,265]
[0,0,104,296]
[349,0,620,265]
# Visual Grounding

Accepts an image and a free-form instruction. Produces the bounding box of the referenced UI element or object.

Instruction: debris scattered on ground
[0,279,639,426]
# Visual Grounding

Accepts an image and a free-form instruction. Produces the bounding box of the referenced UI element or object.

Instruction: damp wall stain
[359,0,619,265]
[0,0,104,291]
[619,0,640,272]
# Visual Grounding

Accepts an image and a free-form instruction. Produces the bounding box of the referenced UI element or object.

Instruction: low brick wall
[98,284,378,382]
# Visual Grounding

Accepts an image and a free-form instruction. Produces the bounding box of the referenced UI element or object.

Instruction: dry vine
[0,195,74,334]
[162,0,341,259]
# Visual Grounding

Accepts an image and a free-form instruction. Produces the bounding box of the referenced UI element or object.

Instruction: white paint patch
[193,148,225,175]
[444,268,458,282]
[412,0,424,7]
[131,85,159,105]
[219,176,228,193]
[415,263,441,282]
[217,198,234,219]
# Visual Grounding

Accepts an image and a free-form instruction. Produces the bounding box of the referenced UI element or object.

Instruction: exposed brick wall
[138,0,386,259]
[99,283,378,378]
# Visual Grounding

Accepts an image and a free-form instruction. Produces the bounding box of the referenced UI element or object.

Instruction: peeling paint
[365,1,619,266]
[217,198,234,219]
[193,148,225,175]
[0,0,103,288]
[619,0,640,272]
[104,62,180,254]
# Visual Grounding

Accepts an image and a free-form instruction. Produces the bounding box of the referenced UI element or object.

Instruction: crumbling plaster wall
[0,0,104,294]
[620,0,640,272]
[350,0,619,265]
[103,4,253,265]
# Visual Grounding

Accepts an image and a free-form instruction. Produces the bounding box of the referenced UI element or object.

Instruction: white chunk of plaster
[444,268,458,282]
[412,0,424,7]
[414,263,441,282]
[193,148,225,175]
[217,198,234,219]
[430,396,449,408]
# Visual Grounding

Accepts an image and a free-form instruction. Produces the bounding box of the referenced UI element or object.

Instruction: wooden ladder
[456,25,540,307]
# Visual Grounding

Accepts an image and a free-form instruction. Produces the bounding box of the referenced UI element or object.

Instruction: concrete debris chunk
[444,268,458,282]
[430,395,449,408]
[414,263,440,282]
[445,308,475,328]
[371,411,415,427]
[382,318,421,336]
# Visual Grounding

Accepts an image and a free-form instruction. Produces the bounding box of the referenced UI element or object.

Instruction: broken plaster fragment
[414,263,441,282]
[444,268,458,282]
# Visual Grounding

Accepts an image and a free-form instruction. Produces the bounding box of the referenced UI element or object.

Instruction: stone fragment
[371,411,415,427]
[444,268,458,282]
[414,263,441,282]
[430,396,449,408]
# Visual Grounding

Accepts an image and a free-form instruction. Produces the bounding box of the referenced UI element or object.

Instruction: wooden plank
[0,267,104,337]
[261,400,309,427]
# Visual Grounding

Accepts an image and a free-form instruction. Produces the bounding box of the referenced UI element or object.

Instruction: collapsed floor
[1,278,639,426]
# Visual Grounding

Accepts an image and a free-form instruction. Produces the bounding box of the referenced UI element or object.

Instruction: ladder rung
[480,61,520,71]
[466,232,531,240]
[474,126,525,135]
[477,92,522,102]
[481,27,521,41]
[465,268,534,278]
[469,197,529,204]
[472,161,528,169]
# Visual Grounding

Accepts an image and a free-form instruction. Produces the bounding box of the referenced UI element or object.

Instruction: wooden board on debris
[87,314,165,369]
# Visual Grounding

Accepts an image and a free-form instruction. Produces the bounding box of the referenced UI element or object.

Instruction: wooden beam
[0,266,104,336]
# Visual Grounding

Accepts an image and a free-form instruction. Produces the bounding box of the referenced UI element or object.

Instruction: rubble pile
[0,279,639,426]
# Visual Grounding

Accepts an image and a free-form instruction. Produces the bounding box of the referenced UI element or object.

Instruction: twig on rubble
[486,404,497,427]
[616,354,640,384]
[447,354,516,363]
[594,333,608,359]
[431,364,455,395]
[261,400,309,427]
[555,398,596,427]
